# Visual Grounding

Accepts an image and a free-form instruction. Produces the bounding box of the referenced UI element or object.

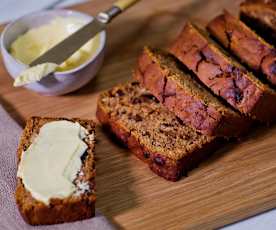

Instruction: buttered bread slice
[15,117,96,225]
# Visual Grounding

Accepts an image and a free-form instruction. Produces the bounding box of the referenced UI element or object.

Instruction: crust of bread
[15,117,96,225]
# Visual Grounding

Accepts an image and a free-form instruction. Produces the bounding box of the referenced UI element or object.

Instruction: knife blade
[30,19,105,67]
[30,0,140,67]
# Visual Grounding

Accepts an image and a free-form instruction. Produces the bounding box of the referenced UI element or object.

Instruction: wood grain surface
[1,0,276,229]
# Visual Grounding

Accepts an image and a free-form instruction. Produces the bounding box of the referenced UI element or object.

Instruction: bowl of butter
[0,9,106,96]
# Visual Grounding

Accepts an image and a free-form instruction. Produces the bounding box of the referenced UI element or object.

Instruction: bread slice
[135,46,250,137]
[96,82,220,181]
[15,117,96,225]
[170,22,276,122]
[240,0,276,46]
[207,10,276,86]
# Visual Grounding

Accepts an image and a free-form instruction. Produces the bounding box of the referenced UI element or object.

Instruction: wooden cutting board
[1,0,276,229]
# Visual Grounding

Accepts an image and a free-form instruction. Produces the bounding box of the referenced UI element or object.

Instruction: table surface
[1,0,276,229]
[0,0,88,23]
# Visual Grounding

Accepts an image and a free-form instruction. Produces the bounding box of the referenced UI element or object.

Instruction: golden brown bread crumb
[97,82,220,181]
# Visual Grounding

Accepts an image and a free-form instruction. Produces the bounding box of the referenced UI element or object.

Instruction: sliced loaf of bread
[170,22,276,122]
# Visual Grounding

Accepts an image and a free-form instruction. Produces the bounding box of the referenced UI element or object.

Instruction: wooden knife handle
[114,0,140,11]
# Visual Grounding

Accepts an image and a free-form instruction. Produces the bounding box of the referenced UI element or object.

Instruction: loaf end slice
[170,22,276,123]
[97,82,220,181]
[240,0,276,46]
[15,117,96,225]
[135,46,250,137]
[208,10,276,86]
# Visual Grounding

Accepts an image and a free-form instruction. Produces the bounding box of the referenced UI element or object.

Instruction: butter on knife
[13,63,58,87]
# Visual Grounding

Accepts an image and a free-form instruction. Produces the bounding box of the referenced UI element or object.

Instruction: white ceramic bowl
[0,9,106,96]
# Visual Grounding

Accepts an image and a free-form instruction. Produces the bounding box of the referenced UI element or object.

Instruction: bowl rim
[0,9,106,75]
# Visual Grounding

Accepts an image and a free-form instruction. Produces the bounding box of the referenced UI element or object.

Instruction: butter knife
[30,0,141,67]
